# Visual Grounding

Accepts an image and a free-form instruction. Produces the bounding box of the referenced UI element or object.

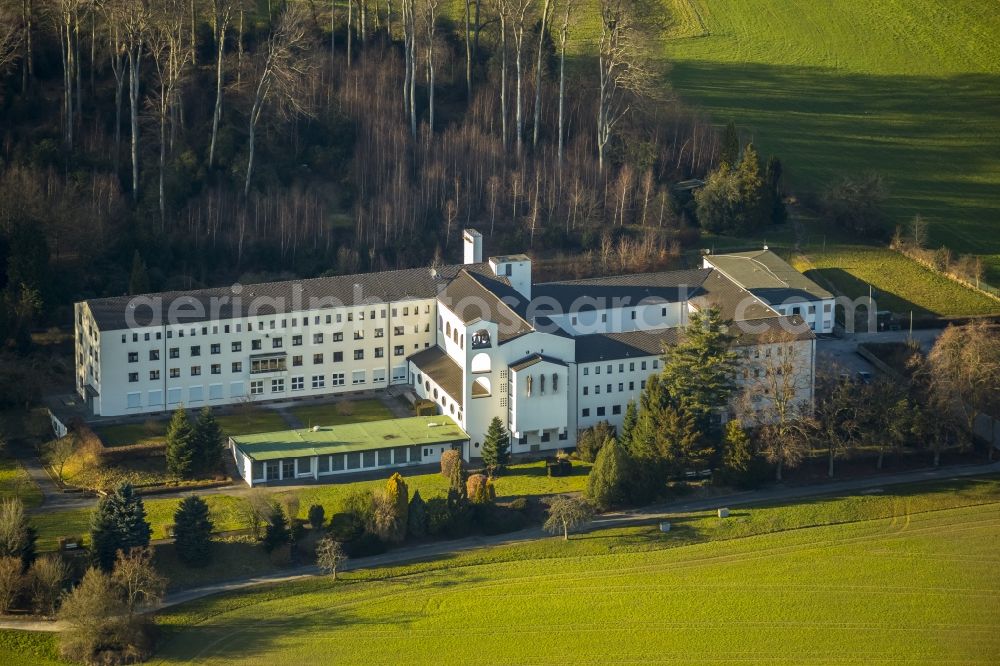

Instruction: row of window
[128,338,421,364]
[249,370,381,395]
[118,305,433,345]
[582,359,659,376]
[251,444,426,481]
[581,405,623,418]
[582,379,647,396]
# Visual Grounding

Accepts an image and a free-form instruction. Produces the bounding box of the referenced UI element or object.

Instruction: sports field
[661,0,1000,282]
[141,478,1000,665]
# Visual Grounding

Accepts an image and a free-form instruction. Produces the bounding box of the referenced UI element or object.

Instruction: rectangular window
[250,380,264,395]
[354,331,364,340]
[394,326,404,336]
[128,352,138,363]
[150,370,160,381]
[333,351,344,362]
[232,361,243,372]
[128,372,139,382]
[583,367,589,376]
[191,366,201,376]
[291,376,304,391]
[313,353,324,364]
[170,347,179,359]
[612,405,622,415]
[373,368,386,383]
[596,406,606,416]
[375,328,384,338]
[293,335,303,346]
[354,349,364,360]
[581,408,590,417]
[170,368,180,378]
[211,343,221,354]
[272,338,283,349]
[252,340,262,351]
[149,350,159,361]
[271,378,284,392]
[363,451,376,468]
[583,387,589,395]
[250,357,286,373]
[232,341,242,352]
[293,355,303,367]
[374,347,384,358]
[394,345,404,356]
[312,375,325,389]
[333,332,343,342]
[331,373,345,386]
[313,333,323,344]
[191,345,201,357]
[352,370,366,385]
[211,364,221,375]
[378,449,392,466]
[317,456,330,473]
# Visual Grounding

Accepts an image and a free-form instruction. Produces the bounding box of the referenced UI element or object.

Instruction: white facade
[77,230,818,460]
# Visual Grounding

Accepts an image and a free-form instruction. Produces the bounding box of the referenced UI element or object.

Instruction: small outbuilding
[230,415,470,487]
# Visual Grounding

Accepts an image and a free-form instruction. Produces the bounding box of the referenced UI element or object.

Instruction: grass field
[141,476,1000,664]
[95,407,289,449]
[31,460,590,552]
[0,456,42,507]
[660,0,1000,282]
[289,399,394,428]
[790,245,1000,316]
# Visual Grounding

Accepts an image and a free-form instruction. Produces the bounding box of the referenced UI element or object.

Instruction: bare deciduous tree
[244,3,315,196]
[531,0,552,148]
[209,0,242,167]
[596,0,650,170]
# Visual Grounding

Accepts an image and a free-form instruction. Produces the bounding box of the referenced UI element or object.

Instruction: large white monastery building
[75,230,818,458]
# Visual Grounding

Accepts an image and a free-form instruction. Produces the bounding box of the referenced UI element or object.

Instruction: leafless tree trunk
[53,0,80,150]
[209,0,237,168]
[19,0,33,92]
[423,0,439,135]
[347,0,353,67]
[464,0,472,98]
[244,3,315,197]
[495,0,510,148]
[556,0,571,170]
[511,0,530,158]
[531,0,551,148]
[596,0,649,171]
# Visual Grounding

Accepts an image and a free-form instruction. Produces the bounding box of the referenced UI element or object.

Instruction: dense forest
[0,0,731,341]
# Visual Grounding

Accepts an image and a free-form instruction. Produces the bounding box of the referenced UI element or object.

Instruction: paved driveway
[815,329,941,376]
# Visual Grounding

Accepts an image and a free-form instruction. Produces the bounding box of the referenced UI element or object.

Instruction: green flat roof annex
[231,415,469,461]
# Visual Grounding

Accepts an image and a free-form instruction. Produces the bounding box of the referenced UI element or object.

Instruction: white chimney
[463,229,483,264]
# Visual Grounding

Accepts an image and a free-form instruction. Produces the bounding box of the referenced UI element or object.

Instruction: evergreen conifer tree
[173,496,213,566]
[619,401,638,450]
[262,503,289,553]
[191,407,223,476]
[385,473,409,543]
[165,406,196,479]
[89,483,151,571]
[585,437,631,510]
[720,120,739,167]
[480,416,509,474]
[407,491,428,539]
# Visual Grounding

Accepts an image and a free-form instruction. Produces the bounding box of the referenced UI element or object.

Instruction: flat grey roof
[703,250,834,305]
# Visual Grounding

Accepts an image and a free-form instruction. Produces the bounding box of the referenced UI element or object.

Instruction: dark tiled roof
[574,315,814,363]
[533,268,713,309]
[409,347,465,408]
[437,270,534,343]
[690,269,777,321]
[85,263,495,331]
[704,250,834,304]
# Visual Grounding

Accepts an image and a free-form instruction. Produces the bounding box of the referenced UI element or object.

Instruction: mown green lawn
[95,407,290,449]
[0,629,64,666]
[32,460,590,552]
[289,399,394,428]
[0,456,42,508]
[790,245,1000,317]
[145,476,1000,664]
[660,0,1000,282]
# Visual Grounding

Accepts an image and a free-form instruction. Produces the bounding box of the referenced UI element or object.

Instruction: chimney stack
[463,229,483,264]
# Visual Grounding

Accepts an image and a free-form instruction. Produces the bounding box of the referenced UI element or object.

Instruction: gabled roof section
[437,269,534,342]
[575,329,676,364]
[703,250,834,304]
[409,346,465,408]
[533,268,713,309]
[689,269,778,321]
[509,354,568,372]
[84,262,496,332]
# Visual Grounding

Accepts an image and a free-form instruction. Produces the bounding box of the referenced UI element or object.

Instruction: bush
[425,497,474,539]
[440,449,463,478]
[262,504,290,554]
[342,532,386,558]
[307,504,326,530]
[0,556,22,613]
[509,497,529,512]
[475,504,529,536]
[546,458,572,477]
[29,554,69,616]
[329,511,364,541]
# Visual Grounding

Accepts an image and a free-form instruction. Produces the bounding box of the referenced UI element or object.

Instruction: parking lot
[815,329,941,377]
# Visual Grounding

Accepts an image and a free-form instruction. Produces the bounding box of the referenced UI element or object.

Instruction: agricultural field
[143,476,1000,664]
[660,0,1000,282]
[30,460,590,553]
[790,245,1000,317]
